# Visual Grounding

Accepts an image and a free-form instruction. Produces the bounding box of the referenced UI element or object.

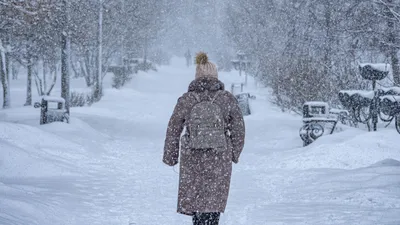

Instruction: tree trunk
[43,60,47,94]
[5,51,10,89]
[34,69,43,96]
[390,49,400,86]
[144,34,148,63]
[61,0,71,114]
[24,60,32,106]
[0,49,10,108]
[384,0,400,86]
[12,61,18,80]
[46,68,57,96]
[93,0,103,101]
[323,1,334,76]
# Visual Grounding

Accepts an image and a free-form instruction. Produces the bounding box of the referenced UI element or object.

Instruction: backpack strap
[191,92,201,103]
[191,90,222,103]
[211,90,222,104]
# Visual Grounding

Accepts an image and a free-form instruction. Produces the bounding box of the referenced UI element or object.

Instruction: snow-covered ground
[1,58,399,225]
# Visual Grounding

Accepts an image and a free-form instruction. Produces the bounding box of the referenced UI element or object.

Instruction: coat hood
[188,77,225,92]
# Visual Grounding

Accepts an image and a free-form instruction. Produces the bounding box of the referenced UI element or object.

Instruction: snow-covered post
[93,0,103,101]
[61,0,71,114]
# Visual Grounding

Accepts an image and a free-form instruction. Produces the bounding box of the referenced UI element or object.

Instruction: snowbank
[264,129,400,170]
[0,122,89,177]
[0,120,102,225]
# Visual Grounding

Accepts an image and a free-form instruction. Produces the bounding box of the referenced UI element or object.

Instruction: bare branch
[0,1,38,15]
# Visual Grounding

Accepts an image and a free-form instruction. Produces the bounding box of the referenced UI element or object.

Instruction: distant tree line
[225,0,400,113]
[0,0,167,109]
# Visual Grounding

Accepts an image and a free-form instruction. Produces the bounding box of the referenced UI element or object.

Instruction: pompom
[195,52,208,65]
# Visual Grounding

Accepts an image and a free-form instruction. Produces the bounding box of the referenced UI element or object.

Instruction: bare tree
[33,60,58,96]
[225,0,399,112]
[347,0,400,86]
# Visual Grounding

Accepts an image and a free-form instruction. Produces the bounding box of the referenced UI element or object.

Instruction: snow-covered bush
[111,67,134,89]
[70,91,94,107]
[148,49,171,66]
[135,60,157,73]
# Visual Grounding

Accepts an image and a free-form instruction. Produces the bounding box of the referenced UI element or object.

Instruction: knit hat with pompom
[195,52,218,79]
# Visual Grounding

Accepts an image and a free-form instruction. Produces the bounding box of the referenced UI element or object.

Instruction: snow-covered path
[1,58,400,225]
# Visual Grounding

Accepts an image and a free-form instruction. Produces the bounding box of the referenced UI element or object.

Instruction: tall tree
[0,40,10,108]
[92,0,103,102]
[61,0,71,113]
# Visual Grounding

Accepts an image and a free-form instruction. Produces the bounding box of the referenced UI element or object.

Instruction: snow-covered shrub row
[70,91,94,107]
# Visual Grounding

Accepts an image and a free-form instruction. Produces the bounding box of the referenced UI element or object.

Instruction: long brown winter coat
[163,77,245,216]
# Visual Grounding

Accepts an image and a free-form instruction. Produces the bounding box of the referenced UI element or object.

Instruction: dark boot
[192,212,220,225]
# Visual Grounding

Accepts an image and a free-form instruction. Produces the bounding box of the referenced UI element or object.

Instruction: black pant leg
[209,212,220,225]
[193,212,221,225]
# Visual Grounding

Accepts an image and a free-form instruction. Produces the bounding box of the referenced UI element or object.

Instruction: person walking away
[185,49,192,67]
[163,52,245,225]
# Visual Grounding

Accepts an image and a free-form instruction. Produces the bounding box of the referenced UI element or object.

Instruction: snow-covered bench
[34,96,69,125]
[300,102,338,146]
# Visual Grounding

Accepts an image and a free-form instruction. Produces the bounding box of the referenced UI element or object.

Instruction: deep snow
[0,58,399,225]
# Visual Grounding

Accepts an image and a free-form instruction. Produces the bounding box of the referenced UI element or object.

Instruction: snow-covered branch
[0,1,38,15]
[376,0,400,23]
